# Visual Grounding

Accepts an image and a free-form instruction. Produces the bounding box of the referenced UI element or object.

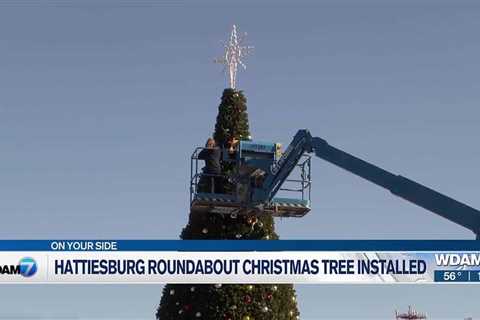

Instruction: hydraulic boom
[257,129,480,239]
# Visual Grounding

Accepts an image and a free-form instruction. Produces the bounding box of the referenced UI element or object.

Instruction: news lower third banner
[1,240,480,284]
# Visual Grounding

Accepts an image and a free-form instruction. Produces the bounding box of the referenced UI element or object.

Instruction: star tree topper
[215,24,254,89]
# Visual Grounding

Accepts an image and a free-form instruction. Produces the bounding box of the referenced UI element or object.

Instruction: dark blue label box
[434,270,470,282]
[469,271,480,282]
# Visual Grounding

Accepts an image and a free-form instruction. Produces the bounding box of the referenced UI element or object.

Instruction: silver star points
[215,24,253,89]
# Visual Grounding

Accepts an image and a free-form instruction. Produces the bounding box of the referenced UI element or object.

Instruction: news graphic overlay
[0,240,479,284]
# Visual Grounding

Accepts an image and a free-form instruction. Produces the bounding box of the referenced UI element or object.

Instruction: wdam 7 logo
[19,257,38,277]
[0,257,37,277]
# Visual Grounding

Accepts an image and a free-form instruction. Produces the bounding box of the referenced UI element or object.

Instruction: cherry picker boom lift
[190,129,480,239]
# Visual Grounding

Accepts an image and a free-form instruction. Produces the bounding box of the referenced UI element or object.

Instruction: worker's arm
[197,148,211,160]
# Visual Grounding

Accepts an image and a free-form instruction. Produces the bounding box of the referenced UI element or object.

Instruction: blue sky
[1,0,480,318]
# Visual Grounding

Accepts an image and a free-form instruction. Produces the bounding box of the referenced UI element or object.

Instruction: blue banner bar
[0,240,479,251]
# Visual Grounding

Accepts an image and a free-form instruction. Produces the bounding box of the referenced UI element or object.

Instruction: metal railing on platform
[190,147,311,205]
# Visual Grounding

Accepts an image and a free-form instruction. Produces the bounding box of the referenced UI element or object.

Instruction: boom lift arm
[257,130,480,239]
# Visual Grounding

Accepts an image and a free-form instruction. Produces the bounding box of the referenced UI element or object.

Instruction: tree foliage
[156,89,300,320]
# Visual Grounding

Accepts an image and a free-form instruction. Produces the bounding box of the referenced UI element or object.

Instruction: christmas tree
[156,88,300,320]
[156,26,300,320]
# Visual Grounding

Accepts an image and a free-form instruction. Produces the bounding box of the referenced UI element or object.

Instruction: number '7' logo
[19,257,37,277]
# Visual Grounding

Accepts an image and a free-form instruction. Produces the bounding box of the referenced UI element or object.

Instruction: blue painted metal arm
[249,128,480,238]
[254,129,313,203]
[310,136,480,239]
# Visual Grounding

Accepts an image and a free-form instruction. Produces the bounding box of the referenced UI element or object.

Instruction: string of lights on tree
[166,283,298,319]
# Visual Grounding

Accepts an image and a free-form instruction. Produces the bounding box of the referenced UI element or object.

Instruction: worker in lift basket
[198,138,223,193]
